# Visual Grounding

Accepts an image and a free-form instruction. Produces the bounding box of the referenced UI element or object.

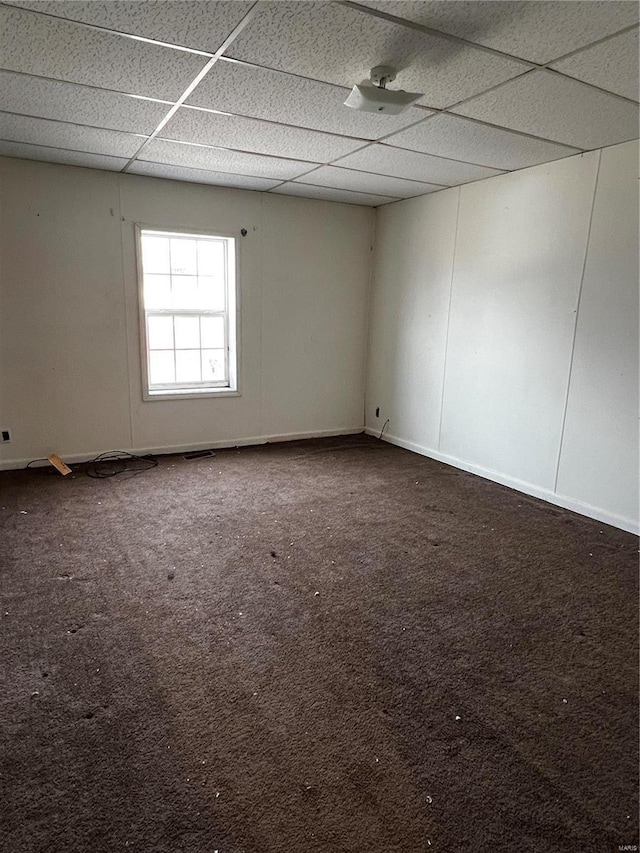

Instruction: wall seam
[362,208,377,429]
[437,186,462,451]
[552,149,602,493]
[116,176,135,450]
[258,192,265,437]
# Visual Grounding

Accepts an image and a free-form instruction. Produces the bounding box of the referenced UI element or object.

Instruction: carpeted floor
[0,434,637,853]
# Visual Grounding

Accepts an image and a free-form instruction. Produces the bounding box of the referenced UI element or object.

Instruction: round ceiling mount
[369,65,397,89]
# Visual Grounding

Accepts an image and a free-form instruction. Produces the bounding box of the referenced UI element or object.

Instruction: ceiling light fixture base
[343,65,423,115]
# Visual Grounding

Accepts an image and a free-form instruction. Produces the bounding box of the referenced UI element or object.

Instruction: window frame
[135,223,241,402]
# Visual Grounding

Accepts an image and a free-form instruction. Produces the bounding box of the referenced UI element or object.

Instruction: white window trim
[135,223,242,402]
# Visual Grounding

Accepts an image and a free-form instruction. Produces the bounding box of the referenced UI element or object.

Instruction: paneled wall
[366,141,639,532]
[0,158,373,467]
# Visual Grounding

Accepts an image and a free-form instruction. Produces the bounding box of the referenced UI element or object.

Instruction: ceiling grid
[0,0,637,205]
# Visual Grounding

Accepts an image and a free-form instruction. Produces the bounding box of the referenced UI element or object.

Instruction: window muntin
[138,228,237,397]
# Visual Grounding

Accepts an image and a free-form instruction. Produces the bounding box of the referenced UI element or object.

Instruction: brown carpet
[0,434,637,853]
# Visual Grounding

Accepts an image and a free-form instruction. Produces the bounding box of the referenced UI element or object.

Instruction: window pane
[141,235,170,274]
[197,240,225,276]
[147,315,174,349]
[170,238,197,276]
[201,316,225,349]
[198,276,225,311]
[144,274,171,309]
[202,349,226,382]
[174,315,200,349]
[171,275,199,309]
[175,350,201,383]
[149,351,175,385]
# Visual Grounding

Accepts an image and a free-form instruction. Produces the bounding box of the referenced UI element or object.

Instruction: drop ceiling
[0,0,638,207]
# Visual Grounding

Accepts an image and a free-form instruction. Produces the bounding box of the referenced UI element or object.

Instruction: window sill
[143,388,241,402]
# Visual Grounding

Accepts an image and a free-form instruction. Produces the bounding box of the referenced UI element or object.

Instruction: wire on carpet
[379,418,390,440]
[85,451,158,479]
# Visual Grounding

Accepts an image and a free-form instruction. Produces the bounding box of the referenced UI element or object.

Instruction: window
[137,227,238,399]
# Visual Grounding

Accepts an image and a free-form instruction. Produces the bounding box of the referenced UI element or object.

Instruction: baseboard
[0,427,365,472]
[365,427,639,535]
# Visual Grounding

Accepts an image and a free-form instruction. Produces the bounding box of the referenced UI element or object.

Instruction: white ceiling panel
[0,71,171,135]
[358,1,639,64]
[162,107,366,163]
[453,69,640,150]
[140,138,314,181]
[270,182,395,207]
[129,160,281,190]
[334,144,503,186]
[187,58,429,140]
[384,112,580,170]
[3,0,254,53]
[0,139,128,170]
[295,165,440,198]
[227,1,530,109]
[550,27,640,103]
[0,112,144,158]
[0,4,208,101]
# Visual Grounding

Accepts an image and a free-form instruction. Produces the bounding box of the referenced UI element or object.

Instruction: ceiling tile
[295,165,440,198]
[187,58,429,140]
[334,144,503,186]
[0,5,208,101]
[453,69,640,149]
[550,27,639,102]
[162,107,366,163]
[384,112,580,170]
[0,113,144,158]
[138,138,314,181]
[129,160,281,190]
[0,71,171,135]
[3,0,254,53]
[227,1,530,109]
[358,1,639,64]
[270,182,395,207]
[0,139,128,170]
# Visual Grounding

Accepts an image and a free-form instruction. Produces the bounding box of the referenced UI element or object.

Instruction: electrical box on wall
[1,429,11,442]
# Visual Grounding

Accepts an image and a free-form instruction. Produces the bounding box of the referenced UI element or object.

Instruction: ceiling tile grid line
[0,67,175,105]
[0,62,597,167]
[1,2,636,111]
[1,5,633,136]
[5,0,635,85]
[352,0,639,64]
[0,108,151,140]
[0,0,256,56]
[122,1,261,171]
[0,63,599,168]
[0,136,133,162]
[146,136,324,168]
[0,58,608,159]
[188,30,638,115]
[338,0,539,68]
[0,1,216,55]
[128,159,305,189]
[0,0,638,205]
[348,0,640,76]
[181,102,393,145]
[547,70,640,108]
[541,22,640,71]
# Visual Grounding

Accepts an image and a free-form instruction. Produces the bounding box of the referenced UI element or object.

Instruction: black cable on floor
[84,451,158,479]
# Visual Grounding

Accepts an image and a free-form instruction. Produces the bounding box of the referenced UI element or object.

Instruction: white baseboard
[365,427,639,535]
[0,427,365,472]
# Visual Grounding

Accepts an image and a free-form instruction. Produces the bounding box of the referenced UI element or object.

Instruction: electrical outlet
[1,429,11,443]
[375,407,380,418]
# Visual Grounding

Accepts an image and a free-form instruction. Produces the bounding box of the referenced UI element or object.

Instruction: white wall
[366,141,639,533]
[0,158,373,467]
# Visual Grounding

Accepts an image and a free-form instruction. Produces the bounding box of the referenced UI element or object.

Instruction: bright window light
[137,228,238,399]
